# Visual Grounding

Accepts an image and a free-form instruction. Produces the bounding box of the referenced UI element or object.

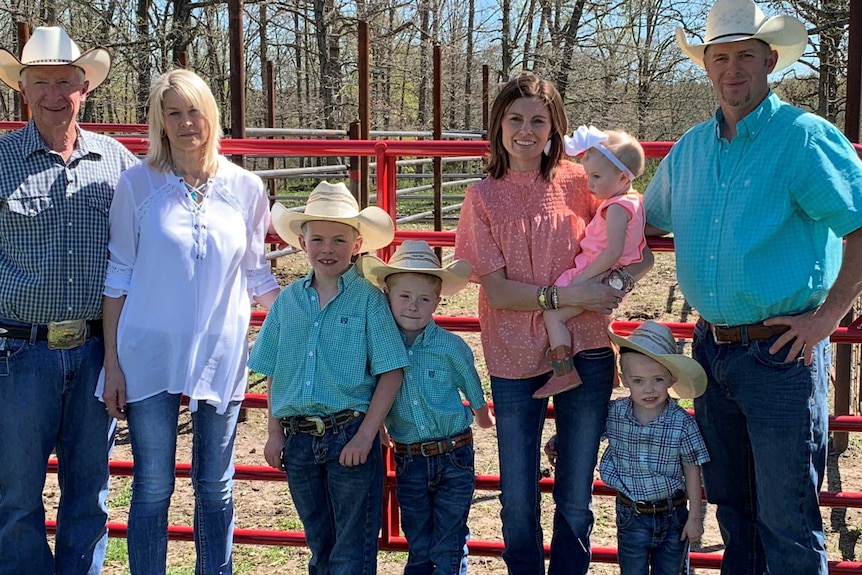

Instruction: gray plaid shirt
[0,121,138,324]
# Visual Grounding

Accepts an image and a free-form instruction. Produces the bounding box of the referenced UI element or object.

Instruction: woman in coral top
[454,73,652,575]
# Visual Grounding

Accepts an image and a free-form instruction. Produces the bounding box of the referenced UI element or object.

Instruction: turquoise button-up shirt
[385,320,487,444]
[645,92,862,325]
[248,265,409,418]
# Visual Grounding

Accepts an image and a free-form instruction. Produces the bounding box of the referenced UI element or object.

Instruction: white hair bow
[563,124,634,180]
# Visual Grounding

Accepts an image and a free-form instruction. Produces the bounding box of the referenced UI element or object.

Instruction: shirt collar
[302,263,361,290]
[623,396,673,425]
[404,320,439,348]
[21,120,99,160]
[713,91,779,142]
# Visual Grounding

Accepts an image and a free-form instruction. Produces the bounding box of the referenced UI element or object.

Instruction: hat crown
[303,182,361,218]
[624,322,678,356]
[706,0,767,42]
[389,240,443,270]
[21,27,83,65]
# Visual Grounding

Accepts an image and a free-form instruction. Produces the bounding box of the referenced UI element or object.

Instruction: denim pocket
[577,346,614,361]
[448,443,475,473]
[671,503,689,529]
[394,453,411,479]
[616,500,637,529]
[752,338,801,369]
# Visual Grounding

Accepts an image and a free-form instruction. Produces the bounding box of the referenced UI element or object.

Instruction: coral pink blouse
[455,160,612,379]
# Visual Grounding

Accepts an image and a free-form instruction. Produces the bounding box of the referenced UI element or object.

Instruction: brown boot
[533,346,583,398]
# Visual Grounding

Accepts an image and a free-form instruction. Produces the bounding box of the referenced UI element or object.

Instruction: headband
[563,125,635,180]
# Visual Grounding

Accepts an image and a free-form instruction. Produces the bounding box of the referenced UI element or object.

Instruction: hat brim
[0,45,111,92]
[271,202,395,253]
[608,329,707,399]
[356,254,471,296]
[675,15,807,72]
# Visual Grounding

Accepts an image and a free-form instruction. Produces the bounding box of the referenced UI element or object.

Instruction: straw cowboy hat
[675,0,807,72]
[609,321,707,399]
[357,240,472,297]
[0,26,111,92]
[271,181,395,252]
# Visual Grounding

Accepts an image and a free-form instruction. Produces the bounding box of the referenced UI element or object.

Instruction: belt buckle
[47,319,86,350]
[306,416,326,436]
[710,323,731,345]
[419,441,439,457]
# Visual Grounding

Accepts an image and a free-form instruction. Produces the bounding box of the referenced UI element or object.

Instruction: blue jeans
[395,437,475,575]
[126,391,241,575]
[281,415,383,575]
[692,321,829,575]
[615,499,690,575]
[0,334,113,575]
[491,347,615,575]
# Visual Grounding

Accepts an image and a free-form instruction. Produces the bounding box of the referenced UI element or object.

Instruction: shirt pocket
[423,368,455,405]
[5,193,54,218]
[84,183,113,217]
[2,191,55,246]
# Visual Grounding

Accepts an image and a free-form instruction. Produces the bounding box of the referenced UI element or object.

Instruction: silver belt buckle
[47,319,87,350]
[710,323,731,345]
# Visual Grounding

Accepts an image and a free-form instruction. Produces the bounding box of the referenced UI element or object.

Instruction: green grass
[107,479,132,508]
[104,538,127,564]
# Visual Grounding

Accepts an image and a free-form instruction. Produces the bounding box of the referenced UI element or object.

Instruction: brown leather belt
[700,319,790,345]
[617,492,687,515]
[393,429,473,457]
[279,409,363,436]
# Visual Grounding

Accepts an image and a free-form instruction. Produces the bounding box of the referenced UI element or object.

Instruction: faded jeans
[490,346,615,575]
[0,333,113,575]
[692,320,829,575]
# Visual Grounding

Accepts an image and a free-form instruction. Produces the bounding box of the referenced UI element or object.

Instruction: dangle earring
[543,139,552,156]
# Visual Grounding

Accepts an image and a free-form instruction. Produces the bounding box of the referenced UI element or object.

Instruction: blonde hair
[583,130,645,179]
[486,73,568,181]
[145,69,221,174]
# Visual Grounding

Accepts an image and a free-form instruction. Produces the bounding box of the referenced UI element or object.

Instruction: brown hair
[486,73,568,181]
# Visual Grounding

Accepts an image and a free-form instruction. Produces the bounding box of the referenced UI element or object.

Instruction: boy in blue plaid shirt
[249,182,409,575]
[358,240,495,575]
[547,321,709,574]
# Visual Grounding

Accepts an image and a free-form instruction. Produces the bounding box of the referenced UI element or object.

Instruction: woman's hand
[557,275,624,315]
[101,366,128,420]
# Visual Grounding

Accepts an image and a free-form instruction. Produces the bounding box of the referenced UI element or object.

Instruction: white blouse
[96,157,279,414]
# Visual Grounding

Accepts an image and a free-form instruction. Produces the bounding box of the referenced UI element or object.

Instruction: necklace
[173,168,211,204]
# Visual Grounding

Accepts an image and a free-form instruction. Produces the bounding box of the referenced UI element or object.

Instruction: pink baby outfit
[554,191,646,287]
[454,160,612,379]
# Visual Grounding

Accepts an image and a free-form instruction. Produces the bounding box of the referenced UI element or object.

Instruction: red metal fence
[18,130,862,572]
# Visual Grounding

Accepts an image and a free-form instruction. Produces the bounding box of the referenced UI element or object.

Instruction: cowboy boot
[533,346,583,399]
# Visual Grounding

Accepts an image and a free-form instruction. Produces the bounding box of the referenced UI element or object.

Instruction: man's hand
[764,307,839,365]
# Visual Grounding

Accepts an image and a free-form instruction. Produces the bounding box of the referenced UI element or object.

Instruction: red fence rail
[20,129,862,571]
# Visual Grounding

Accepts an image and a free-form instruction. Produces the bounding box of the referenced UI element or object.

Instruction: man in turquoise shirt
[644,1,862,573]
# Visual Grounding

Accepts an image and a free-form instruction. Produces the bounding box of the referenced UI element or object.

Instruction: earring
[543,139,552,156]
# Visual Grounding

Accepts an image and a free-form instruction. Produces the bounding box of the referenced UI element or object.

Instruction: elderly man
[0,27,137,575]
[644,1,862,574]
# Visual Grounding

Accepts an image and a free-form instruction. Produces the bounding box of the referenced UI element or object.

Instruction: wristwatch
[604,267,635,293]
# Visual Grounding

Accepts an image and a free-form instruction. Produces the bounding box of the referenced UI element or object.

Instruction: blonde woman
[98,69,279,574]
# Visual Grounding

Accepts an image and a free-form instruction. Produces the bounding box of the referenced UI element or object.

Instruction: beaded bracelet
[549,285,559,310]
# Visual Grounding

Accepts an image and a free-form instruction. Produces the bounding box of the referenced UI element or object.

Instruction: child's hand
[264,432,287,471]
[379,425,393,449]
[340,434,373,467]
[680,513,704,542]
[544,434,559,467]
[474,404,495,428]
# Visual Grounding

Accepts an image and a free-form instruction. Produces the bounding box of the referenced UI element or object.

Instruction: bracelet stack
[537,285,559,310]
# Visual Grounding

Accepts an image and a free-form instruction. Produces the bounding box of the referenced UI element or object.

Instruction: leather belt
[700,319,790,345]
[393,429,473,457]
[279,409,363,436]
[0,319,103,342]
[617,492,687,515]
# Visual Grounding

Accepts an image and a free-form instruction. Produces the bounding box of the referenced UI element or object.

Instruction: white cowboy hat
[608,321,707,399]
[356,240,472,296]
[271,181,395,252]
[0,26,111,92]
[675,0,807,71]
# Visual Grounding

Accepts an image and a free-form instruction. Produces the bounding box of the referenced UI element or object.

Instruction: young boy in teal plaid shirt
[358,240,494,574]
[249,182,409,575]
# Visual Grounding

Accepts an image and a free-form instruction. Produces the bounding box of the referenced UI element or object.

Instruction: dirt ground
[43,251,862,574]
